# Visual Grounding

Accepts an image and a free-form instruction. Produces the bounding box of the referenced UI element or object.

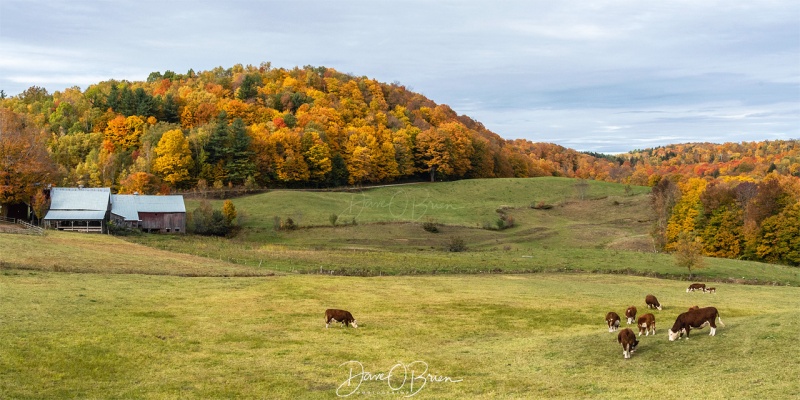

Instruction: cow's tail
[717,311,725,327]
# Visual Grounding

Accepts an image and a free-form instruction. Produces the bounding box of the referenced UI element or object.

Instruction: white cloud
[0,0,797,152]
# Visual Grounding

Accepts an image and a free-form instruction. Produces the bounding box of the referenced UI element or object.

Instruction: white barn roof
[44,187,110,221]
[48,187,110,211]
[110,195,186,221]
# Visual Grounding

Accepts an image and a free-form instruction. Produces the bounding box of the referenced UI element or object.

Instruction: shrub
[107,220,139,236]
[447,236,467,252]
[423,220,439,233]
[281,218,297,230]
[190,200,232,236]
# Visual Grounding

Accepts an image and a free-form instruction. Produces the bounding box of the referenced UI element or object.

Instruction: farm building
[110,194,186,233]
[43,187,111,233]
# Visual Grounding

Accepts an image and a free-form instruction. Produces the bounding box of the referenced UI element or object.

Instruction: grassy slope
[126,177,799,285]
[2,177,799,398]
[1,271,798,399]
[0,230,273,276]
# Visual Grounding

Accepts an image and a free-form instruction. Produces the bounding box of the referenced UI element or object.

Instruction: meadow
[1,271,798,399]
[1,177,799,399]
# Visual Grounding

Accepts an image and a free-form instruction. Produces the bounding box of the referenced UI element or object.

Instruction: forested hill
[0,63,798,197]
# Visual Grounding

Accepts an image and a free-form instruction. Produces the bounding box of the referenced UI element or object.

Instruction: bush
[190,200,232,236]
[423,220,439,233]
[107,220,139,236]
[447,236,467,252]
[281,217,297,230]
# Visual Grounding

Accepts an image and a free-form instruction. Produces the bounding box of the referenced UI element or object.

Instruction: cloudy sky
[1,1,798,153]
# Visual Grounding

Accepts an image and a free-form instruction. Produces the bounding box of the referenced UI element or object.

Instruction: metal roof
[110,195,186,221]
[109,195,140,221]
[49,187,110,211]
[44,210,107,221]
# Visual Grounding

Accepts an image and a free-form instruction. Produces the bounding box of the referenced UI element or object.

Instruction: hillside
[120,178,799,284]
[1,64,798,267]
[1,64,797,202]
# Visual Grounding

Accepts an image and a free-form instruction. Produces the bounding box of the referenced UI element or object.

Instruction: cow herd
[610,284,724,359]
[326,282,724,361]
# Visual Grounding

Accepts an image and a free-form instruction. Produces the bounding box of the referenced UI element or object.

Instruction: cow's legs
[710,326,716,336]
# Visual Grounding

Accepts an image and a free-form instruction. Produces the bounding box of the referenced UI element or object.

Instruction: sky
[1,0,798,153]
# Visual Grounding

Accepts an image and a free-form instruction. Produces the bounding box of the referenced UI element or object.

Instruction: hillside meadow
[1,270,798,399]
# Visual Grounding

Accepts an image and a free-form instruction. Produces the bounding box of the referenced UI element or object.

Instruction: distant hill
[1,63,797,197]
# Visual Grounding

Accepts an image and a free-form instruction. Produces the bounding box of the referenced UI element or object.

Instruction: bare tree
[650,178,679,251]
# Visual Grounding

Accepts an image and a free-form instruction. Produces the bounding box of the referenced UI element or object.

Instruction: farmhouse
[42,187,186,234]
[43,187,111,233]
[110,194,186,233]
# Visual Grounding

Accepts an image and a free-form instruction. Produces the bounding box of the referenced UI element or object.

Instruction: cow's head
[668,329,684,341]
[350,320,358,328]
[631,338,639,352]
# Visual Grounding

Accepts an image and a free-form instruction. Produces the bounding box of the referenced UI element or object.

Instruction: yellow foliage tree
[153,129,193,187]
[665,178,707,251]
[104,115,145,150]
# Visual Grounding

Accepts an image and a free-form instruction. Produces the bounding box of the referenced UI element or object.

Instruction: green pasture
[187,177,651,230]
[2,177,799,398]
[1,271,798,399]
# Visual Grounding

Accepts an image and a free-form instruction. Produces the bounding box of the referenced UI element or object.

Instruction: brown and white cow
[625,306,637,325]
[706,287,716,293]
[687,283,706,292]
[325,309,358,328]
[645,294,662,310]
[637,313,656,336]
[606,311,621,332]
[617,328,639,359]
[668,306,724,341]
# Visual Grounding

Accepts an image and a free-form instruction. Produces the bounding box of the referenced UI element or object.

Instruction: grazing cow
[606,311,621,332]
[325,309,358,328]
[668,306,724,341]
[645,294,662,310]
[617,328,639,359]
[637,313,656,336]
[625,306,637,325]
[687,283,706,292]
[706,287,716,293]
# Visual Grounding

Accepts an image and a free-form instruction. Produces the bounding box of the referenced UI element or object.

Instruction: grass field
[1,271,798,399]
[2,177,799,398]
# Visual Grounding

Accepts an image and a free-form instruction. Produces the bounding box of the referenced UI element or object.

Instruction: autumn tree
[673,232,706,278]
[153,129,193,188]
[0,108,59,205]
[104,114,146,151]
[665,178,706,251]
[755,202,800,265]
[222,199,237,224]
[118,171,162,195]
[415,122,473,182]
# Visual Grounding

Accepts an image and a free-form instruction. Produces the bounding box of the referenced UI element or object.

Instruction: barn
[43,187,111,233]
[110,194,186,233]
